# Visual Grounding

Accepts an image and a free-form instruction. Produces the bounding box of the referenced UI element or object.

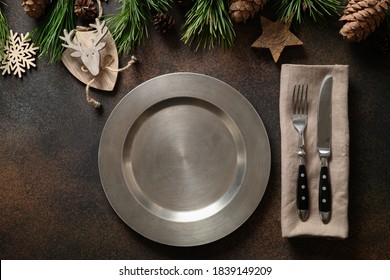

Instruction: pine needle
[0,1,9,61]
[107,0,172,55]
[30,0,75,63]
[181,0,235,51]
[275,0,342,26]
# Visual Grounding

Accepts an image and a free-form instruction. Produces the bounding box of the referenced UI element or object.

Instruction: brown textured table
[1,2,390,260]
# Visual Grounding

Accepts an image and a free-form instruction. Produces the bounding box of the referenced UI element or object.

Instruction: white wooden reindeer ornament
[60,18,137,108]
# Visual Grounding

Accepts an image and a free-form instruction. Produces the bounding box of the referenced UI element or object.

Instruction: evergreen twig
[107,0,172,54]
[30,0,75,63]
[181,0,235,51]
[0,1,9,61]
[275,0,342,26]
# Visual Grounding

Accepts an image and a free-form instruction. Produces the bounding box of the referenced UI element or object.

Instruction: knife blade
[317,75,333,224]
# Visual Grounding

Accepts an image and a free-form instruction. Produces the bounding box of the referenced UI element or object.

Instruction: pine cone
[74,0,97,20]
[153,13,175,33]
[340,0,390,42]
[229,0,268,23]
[21,0,50,18]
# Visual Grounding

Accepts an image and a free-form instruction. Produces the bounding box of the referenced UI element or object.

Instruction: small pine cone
[21,0,50,19]
[153,13,175,33]
[229,0,268,23]
[74,0,97,20]
[340,0,390,42]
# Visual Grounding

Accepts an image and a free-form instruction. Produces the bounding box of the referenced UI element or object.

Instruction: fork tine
[299,84,308,115]
[304,84,308,115]
[292,85,297,114]
[298,85,304,115]
[300,84,305,115]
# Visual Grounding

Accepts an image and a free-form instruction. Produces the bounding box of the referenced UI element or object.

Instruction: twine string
[84,55,138,108]
[104,55,138,72]
[85,78,101,108]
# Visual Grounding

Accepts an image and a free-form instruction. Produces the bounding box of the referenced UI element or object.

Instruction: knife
[317,75,333,224]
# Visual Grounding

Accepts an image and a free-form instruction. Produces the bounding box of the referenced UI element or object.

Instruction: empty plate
[98,73,271,246]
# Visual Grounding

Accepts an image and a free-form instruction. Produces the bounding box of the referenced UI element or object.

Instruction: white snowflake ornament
[1,30,39,78]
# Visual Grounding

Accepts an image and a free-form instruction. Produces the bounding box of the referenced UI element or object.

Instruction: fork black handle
[297,164,309,221]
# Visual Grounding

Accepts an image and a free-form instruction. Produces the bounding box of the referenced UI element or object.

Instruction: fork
[292,84,309,221]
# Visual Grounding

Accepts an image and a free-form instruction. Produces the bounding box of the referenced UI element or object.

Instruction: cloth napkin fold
[280,64,349,238]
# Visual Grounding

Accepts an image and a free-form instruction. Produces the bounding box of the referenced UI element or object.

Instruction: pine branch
[275,0,342,26]
[107,0,172,54]
[181,0,235,51]
[0,1,9,61]
[30,0,75,63]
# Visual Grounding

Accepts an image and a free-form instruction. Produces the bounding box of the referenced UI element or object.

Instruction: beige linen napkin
[280,64,349,238]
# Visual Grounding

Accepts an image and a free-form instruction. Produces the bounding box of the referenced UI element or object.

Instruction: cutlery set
[292,75,333,224]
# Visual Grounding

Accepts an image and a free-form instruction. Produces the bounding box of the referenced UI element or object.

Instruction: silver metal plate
[98,73,271,246]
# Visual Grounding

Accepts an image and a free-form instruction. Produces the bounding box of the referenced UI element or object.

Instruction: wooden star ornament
[251,17,303,63]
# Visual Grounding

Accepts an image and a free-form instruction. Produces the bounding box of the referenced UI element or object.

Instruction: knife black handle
[297,164,309,221]
[319,165,331,223]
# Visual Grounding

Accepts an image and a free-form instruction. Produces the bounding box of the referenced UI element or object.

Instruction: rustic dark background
[1,1,390,260]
